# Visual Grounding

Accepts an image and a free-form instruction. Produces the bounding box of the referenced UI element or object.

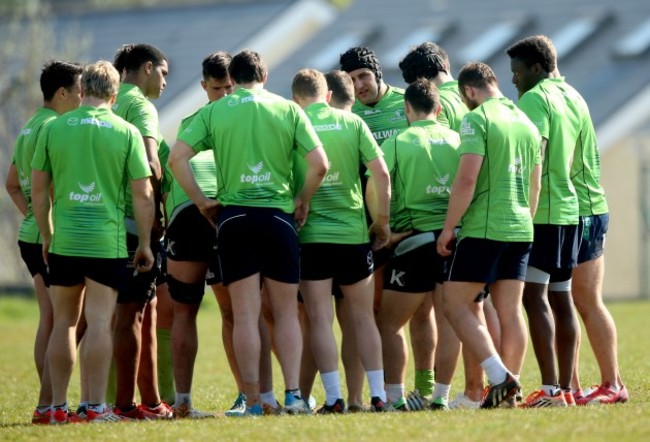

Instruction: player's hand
[198,198,221,228]
[294,198,310,230]
[369,223,391,251]
[41,238,50,266]
[133,244,154,274]
[437,228,456,257]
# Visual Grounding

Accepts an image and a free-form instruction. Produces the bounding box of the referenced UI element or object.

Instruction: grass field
[1,294,649,441]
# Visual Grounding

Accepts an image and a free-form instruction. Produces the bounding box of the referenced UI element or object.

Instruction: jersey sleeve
[31,124,52,173]
[292,105,322,157]
[127,127,153,181]
[518,92,550,140]
[458,112,487,157]
[357,117,382,164]
[127,100,160,140]
[436,108,451,129]
[178,107,213,154]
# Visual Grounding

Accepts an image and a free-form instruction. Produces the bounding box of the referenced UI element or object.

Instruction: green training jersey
[458,97,542,242]
[163,107,218,223]
[11,107,59,244]
[437,80,468,132]
[31,106,151,258]
[380,119,460,233]
[570,102,608,216]
[112,82,159,219]
[178,87,321,214]
[295,102,381,244]
[352,85,407,144]
[518,77,582,225]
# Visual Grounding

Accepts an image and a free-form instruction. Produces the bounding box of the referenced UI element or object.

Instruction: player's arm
[31,169,53,263]
[437,153,483,256]
[295,145,328,229]
[168,140,219,224]
[365,156,391,250]
[5,164,28,216]
[131,176,155,273]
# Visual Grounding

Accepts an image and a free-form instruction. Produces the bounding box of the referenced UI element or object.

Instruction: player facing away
[169,50,328,416]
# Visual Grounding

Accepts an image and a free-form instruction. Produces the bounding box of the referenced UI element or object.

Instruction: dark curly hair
[399,42,449,84]
[506,35,557,74]
[339,46,383,87]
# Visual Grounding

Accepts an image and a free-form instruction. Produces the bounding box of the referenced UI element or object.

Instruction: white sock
[260,391,278,407]
[88,402,106,413]
[480,354,508,385]
[385,383,404,403]
[542,384,559,396]
[432,382,451,400]
[321,371,341,406]
[367,370,386,402]
[175,392,191,407]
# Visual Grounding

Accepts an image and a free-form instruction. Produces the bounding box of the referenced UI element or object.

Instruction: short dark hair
[339,46,383,84]
[113,43,134,73]
[40,60,83,101]
[404,79,440,115]
[291,69,327,99]
[399,42,449,84]
[458,62,498,90]
[123,43,167,73]
[229,50,267,84]
[506,35,557,73]
[325,70,354,107]
[202,51,232,80]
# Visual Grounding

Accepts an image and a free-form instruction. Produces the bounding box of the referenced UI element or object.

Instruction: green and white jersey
[178,87,321,214]
[112,82,159,219]
[458,97,542,242]
[570,105,608,216]
[437,80,469,133]
[11,107,59,244]
[379,119,460,233]
[518,77,582,225]
[295,102,381,244]
[31,106,151,258]
[163,107,218,223]
[352,85,407,144]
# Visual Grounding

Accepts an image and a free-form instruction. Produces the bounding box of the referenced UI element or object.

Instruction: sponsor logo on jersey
[460,120,475,136]
[19,171,29,188]
[363,109,381,116]
[323,162,340,185]
[69,181,103,204]
[241,162,271,185]
[389,109,406,123]
[373,129,400,141]
[426,174,450,194]
[412,137,449,147]
[508,155,523,174]
[67,118,79,126]
[80,117,113,129]
[20,128,32,136]
[313,123,342,132]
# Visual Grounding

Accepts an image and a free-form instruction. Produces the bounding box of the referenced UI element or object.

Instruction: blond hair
[82,60,120,100]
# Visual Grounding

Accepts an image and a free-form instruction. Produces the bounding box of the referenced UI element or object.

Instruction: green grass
[1,294,649,441]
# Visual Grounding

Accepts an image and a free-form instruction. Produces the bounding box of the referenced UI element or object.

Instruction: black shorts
[48,253,128,291]
[18,241,49,286]
[577,213,608,264]
[117,233,162,304]
[448,237,532,283]
[301,243,373,285]
[166,204,218,263]
[384,232,445,293]
[528,224,580,273]
[217,206,299,286]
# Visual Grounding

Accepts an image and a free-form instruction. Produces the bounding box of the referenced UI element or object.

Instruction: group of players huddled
[7,34,627,424]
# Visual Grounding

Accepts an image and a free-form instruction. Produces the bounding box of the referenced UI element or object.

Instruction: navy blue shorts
[577,213,608,264]
[301,243,373,285]
[18,241,50,286]
[217,206,299,285]
[48,253,128,291]
[448,237,532,283]
[528,224,580,273]
[117,233,162,304]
